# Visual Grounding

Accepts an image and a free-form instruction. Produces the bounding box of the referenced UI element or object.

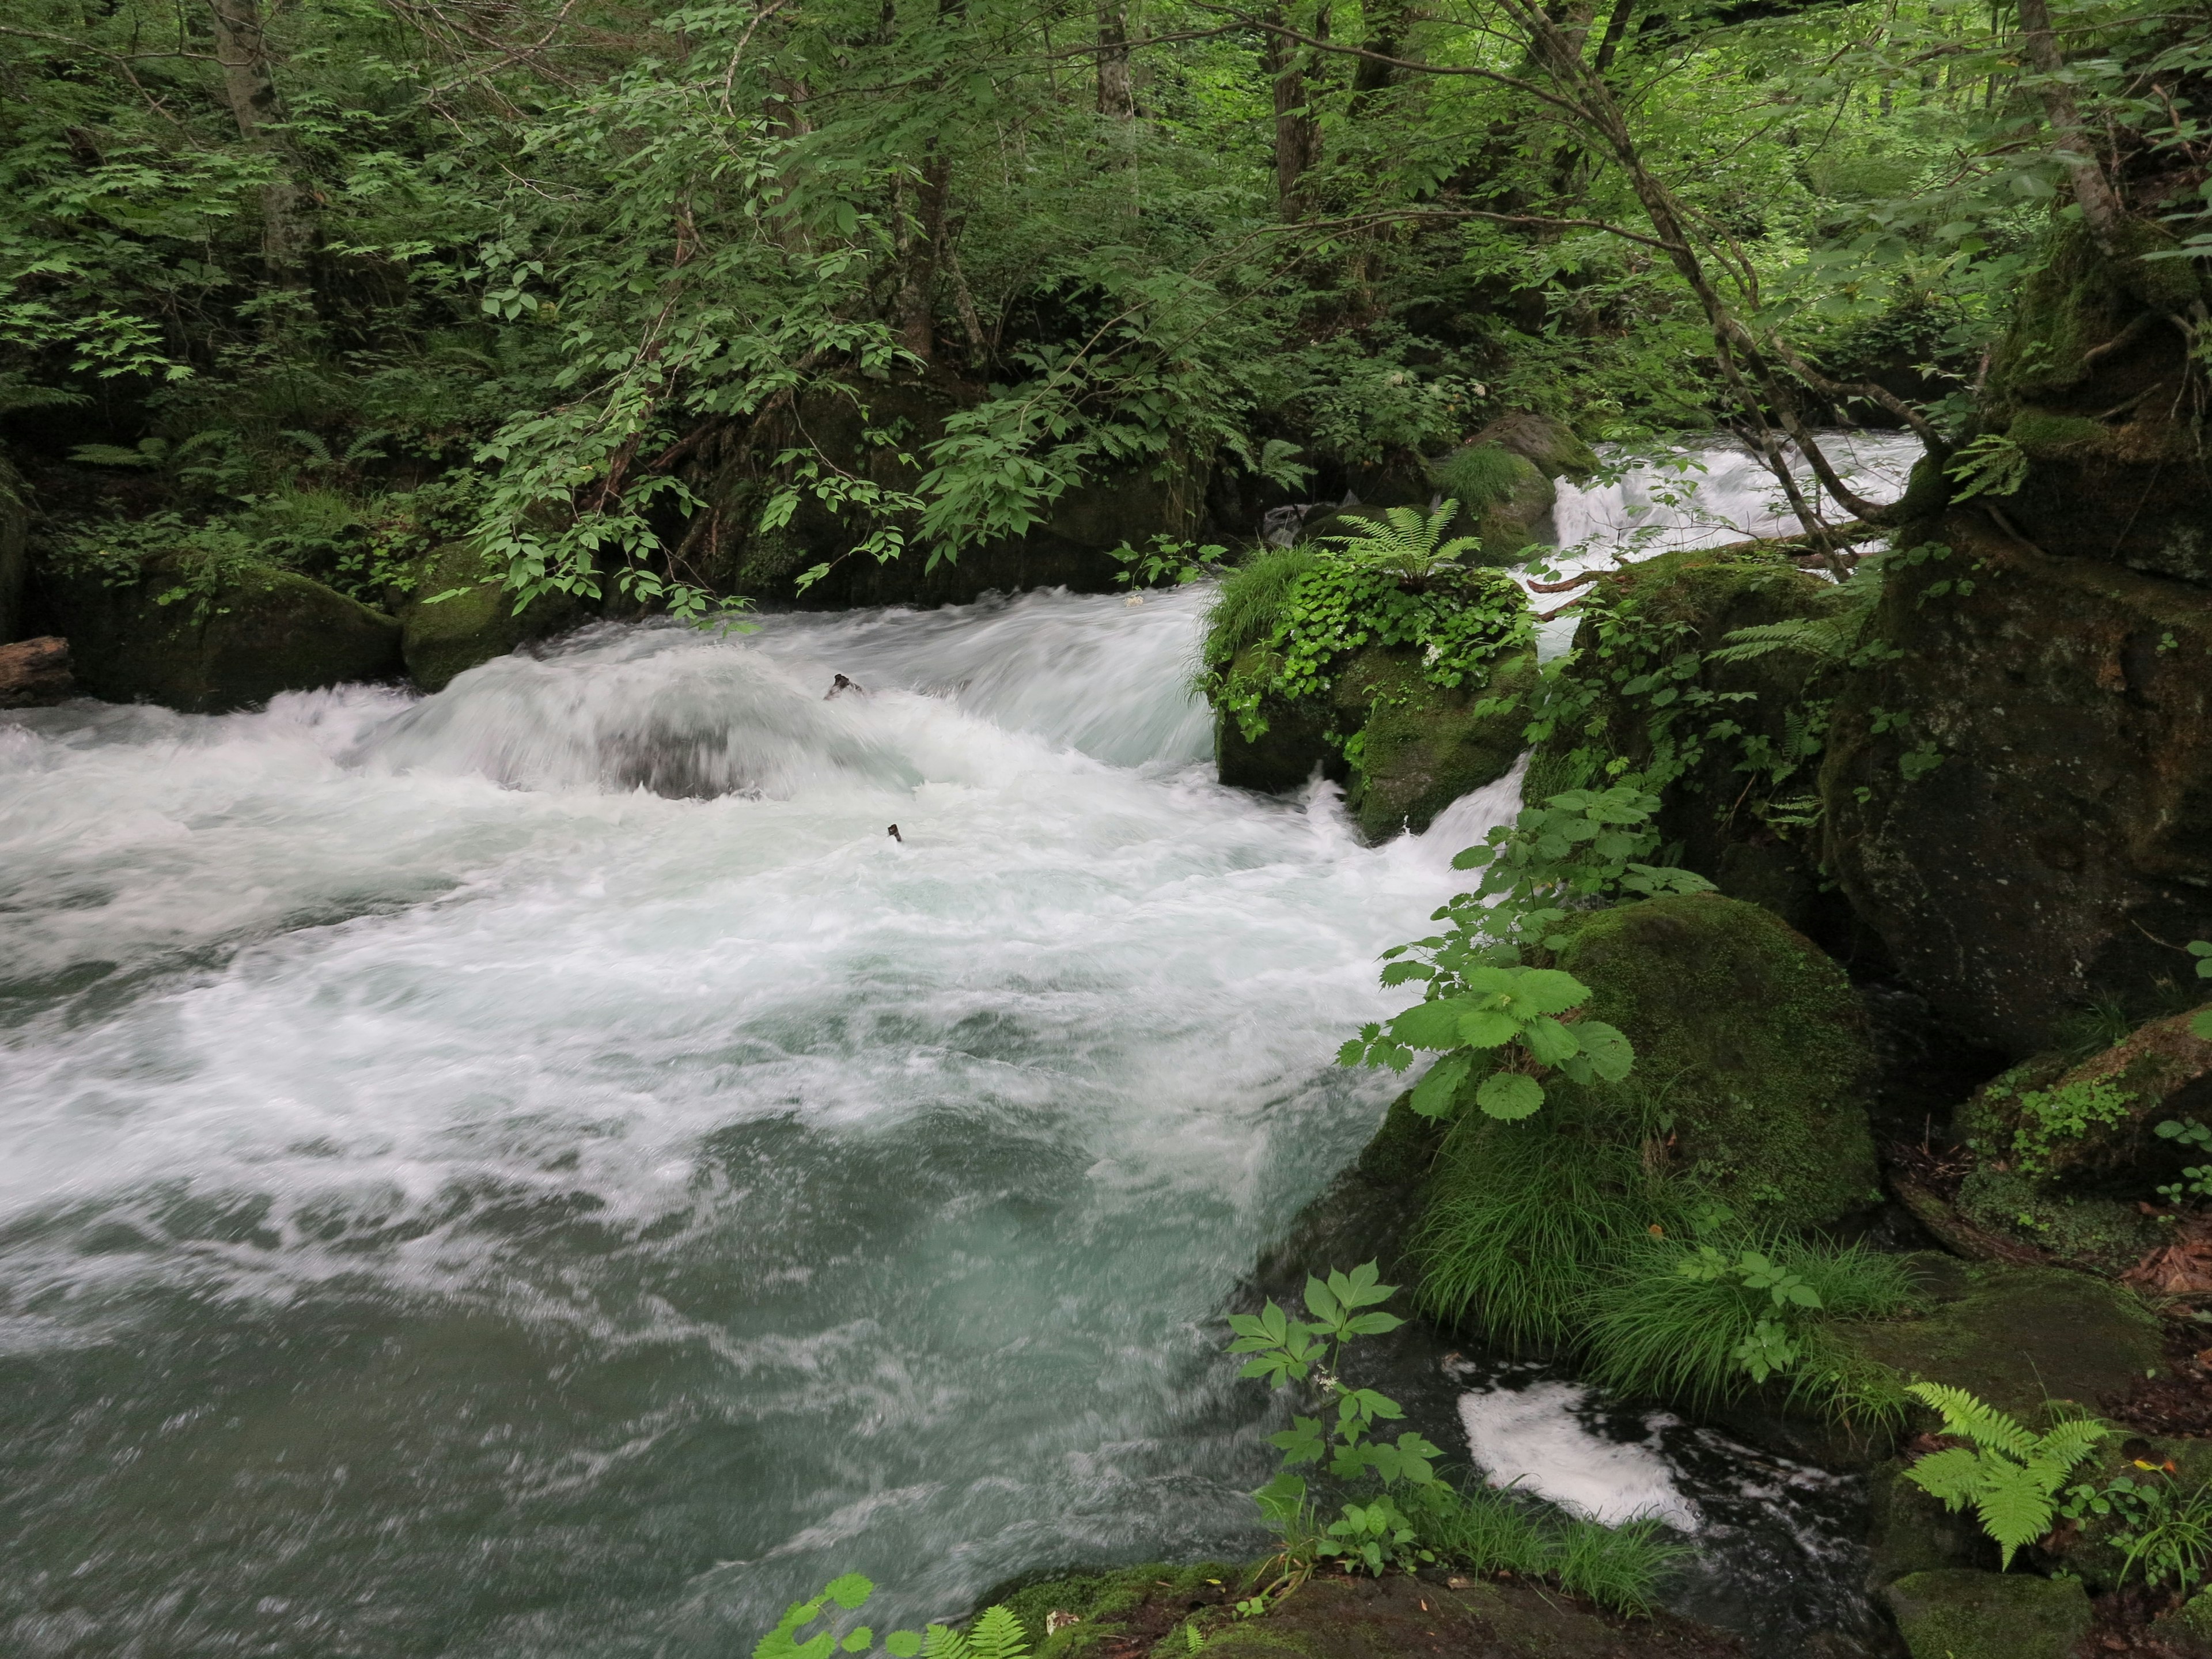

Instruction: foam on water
[0,584,1513,1657]
[1457,1381,1700,1531]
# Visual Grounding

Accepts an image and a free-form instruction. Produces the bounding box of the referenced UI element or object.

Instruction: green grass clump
[1201,544,1316,669]
[1412,1484,1687,1615]
[1415,1117,1690,1350]
[1583,1229,1919,1419]
[1431,442,1528,513]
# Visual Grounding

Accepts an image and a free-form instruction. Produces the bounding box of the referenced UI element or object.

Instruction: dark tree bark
[1264,2,1327,220]
[206,0,309,283]
[1096,1,1135,116]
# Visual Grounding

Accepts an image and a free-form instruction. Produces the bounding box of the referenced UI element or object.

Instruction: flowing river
[0,435,1918,1658]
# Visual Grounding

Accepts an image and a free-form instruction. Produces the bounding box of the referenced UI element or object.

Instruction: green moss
[1546,893,1880,1226]
[400,540,581,692]
[1430,443,1527,513]
[1830,1259,2161,1425]
[988,1563,1241,1659]
[1341,647,1534,838]
[42,558,403,712]
[2005,410,2104,453]
[1882,1569,2091,1659]
[1952,1168,2162,1275]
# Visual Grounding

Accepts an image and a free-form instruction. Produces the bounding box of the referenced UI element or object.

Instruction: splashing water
[0,585,1517,1658]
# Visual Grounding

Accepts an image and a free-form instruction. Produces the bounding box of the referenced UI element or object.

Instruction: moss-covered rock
[37,559,402,712]
[1865,1456,1999,1588]
[999,1565,1736,1659]
[1819,506,2212,1055]
[1881,1568,2090,1659]
[1427,444,1554,563]
[399,540,583,693]
[1467,410,1600,484]
[1957,1010,2212,1198]
[1978,217,2212,584]
[1828,1256,2161,1425]
[1546,893,1880,1226]
[1533,547,1858,945]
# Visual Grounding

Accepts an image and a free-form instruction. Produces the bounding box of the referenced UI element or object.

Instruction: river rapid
[0,435,1916,1658]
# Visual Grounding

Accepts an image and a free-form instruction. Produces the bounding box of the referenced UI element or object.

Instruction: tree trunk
[1096,2,1135,116]
[1264,3,1327,221]
[895,153,952,362]
[206,0,308,283]
[2013,0,2125,251]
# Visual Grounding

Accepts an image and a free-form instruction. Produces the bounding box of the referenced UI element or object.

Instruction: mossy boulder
[696,375,1213,609]
[399,540,583,693]
[1865,1456,1999,1587]
[37,559,402,713]
[1427,443,1554,563]
[999,1564,1735,1659]
[1957,1010,2212,1198]
[1881,1569,2090,1659]
[1820,506,2212,1055]
[1979,217,2212,584]
[1828,1256,2161,1425]
[1467,409,1600,484]
[1532,547,1858,946]
[1546,893,1880,1226]
[1215,643,1535,840]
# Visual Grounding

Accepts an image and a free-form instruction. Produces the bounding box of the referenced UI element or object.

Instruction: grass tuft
[1412,1483,1688,1615]
[1201,544,1316,670]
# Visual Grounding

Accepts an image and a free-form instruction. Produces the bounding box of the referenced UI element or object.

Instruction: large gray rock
[1883,1569,2090,1659]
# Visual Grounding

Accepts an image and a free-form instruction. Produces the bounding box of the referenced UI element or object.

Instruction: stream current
[0,435,1916,1657]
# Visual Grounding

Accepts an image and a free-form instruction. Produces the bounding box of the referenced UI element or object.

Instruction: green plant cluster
[1227,1262,1684,1612]
[2007,1079,2135,1176]
[2063,1465,2212,1592]
[1201,506,1531,746]
[753,1576,1028,1659]
[1903,1383,2111,1570]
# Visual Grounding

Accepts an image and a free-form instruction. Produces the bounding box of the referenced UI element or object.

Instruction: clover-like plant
[752,1575,1030,1659]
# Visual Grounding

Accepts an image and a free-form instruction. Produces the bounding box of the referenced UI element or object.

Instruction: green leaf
[1390,997,1480,1050]
[826,1578,874,1612]
[1573,1021,1634,1082]
[1518,1015,1580,1067]
[1456,1008,1522,1048]
[844,1631,874,1652]
[887,1635,924,1658]
[1476,1071,1545,1120]
[1409,1051,1472,1119]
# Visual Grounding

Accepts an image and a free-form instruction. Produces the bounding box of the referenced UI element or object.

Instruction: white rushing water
[0,585,1521,1658]
[0,434,1923,1657]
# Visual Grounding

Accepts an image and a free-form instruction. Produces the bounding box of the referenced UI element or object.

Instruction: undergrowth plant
[1902,1383,2112,1569]
[2063,1465,2212,1591]
[753,1575,1028,1659]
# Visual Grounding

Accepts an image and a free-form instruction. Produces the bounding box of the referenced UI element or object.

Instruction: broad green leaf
[1390,997,1479,1050]
[1476,1071,1545,1120]
[1518,1015,1580,1067]
[1456,1009,1521,1048]
[1410,1051,1472,1119]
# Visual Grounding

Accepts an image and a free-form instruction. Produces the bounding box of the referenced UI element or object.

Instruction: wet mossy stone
[1865,1456,1999,1588]
[1828,1256,2160,1425]
[40,558,401,713]
[1427,443,1554,563]
[1533,547,1853,943]
[400,541,582,693]
[1957,1010,2212,1198]
[1882,1569,2089,1659]
[1546,893,1880,1226]
[1215,642,1535,841]
[1819,507,2212,1055]
[1467,408,1600,484]
[1005,1565,1736,1659]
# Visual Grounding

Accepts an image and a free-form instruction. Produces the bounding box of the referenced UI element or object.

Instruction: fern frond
[1707,618,1851,666]
[1905,1381,2037,1459]
[923,1623,972,1659]
[965,1606,1030,1659]
[1901,1446,1986,1507]
[1975,1474,2060,1569]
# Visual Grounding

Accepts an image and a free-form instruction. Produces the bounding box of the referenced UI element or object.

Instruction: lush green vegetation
[5,0,2206,611]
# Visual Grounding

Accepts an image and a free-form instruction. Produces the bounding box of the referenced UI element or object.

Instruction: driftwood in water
[0,635,72,707]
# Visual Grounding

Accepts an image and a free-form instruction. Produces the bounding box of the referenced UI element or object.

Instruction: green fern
[1323,501,1482,582]
[1944,433,2029,502]
[1902,1381,2111,1569]
[752,1578,1029,1659]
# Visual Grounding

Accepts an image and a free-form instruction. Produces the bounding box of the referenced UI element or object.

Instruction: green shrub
[1415,1118,1689,1349]
[1201,544,1317,671]
[1903,1383,2110,1570]
[1430,442,1525,513]
[1584,1229,1918,1416]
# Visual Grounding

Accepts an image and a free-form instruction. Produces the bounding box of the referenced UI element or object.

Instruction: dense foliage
[6,0,2206,601]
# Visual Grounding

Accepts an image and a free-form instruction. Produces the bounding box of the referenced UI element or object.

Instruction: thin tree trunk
[2013,0,2124,251]
[206,0,308,283]
[1096,2,1135,116]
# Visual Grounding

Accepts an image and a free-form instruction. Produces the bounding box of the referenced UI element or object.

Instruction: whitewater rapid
[0,585,1523,1657]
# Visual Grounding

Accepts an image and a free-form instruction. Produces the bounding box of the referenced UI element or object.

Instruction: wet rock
[1547,893,1881,1227]
[1467,409,1600,484]
[0,635,72,706]
[1828,1256,2161,1425]
[1864,1456,1997,1588]
[1530,547,1869,956]
[37,559,402,713]
[1881,1568,2089,1659]
[1977,218,2212,584]
[1820,506,2212,1055]
[400,541,583,694]
[1427,442,1554,563]
[1956,1010,2212,1198]
[998,1562,1744,1659]
[1215,641,1535,840]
